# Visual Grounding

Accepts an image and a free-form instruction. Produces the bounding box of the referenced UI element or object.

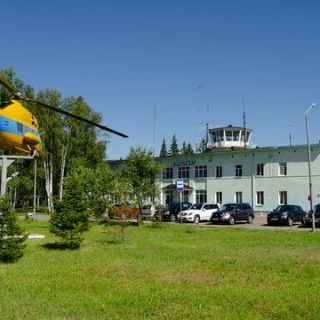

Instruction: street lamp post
[306,103,316,232]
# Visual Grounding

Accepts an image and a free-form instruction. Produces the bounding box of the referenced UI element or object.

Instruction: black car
[267,205,307,226]
[210,203,254,225]
[303,204,320,227]
[162,202,192,222]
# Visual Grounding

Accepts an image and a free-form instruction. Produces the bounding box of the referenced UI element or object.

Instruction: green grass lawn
[1,221,320,320]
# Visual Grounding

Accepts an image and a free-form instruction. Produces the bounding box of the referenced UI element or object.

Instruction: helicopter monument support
[0,154,36,196]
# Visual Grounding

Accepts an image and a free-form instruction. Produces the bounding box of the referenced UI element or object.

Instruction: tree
[35,89,64,211]
[0,198,26,262]
[180,142,187,155]
[62,96,106,170]
[49,171,90,249]
[186,143,194,155]
[197,138,208,153]
[170,134,179,156]
[121,147,161,225]
[159,139,168,157]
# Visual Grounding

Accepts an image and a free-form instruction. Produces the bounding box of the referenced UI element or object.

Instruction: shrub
[108,206,139,220]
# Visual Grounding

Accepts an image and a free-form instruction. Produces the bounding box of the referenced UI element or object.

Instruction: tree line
[159,134,208,157]
[0,68,160,215]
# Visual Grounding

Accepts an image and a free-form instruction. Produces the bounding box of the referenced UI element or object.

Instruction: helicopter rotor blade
[0,78,21,97]
[0,78,128,138]
[25,97,128,138]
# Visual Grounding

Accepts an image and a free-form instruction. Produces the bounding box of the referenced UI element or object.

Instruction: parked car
[177,203,220,223]
[141,204,156,220]
[210,203,254,225]
[303,204,320,227]
[267,204,307,226]
[162,202,192,222]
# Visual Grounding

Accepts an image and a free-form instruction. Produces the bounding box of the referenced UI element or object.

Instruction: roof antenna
[242,95,246,129]
[242,95,247,148]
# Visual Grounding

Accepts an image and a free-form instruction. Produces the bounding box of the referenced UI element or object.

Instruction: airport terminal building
[157,125,320,213]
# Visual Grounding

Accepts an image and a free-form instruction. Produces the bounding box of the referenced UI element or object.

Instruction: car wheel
[247,215,253,224]
[169,214,176,222]
[287,217,293,226]
[193,215,200,224]
[228,216,235,225]
[267,218,272,225]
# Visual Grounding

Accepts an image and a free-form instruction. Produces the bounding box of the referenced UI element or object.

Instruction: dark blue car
[267,205,307,226]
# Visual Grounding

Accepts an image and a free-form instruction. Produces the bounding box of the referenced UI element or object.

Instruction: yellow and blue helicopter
[0,79,128,155]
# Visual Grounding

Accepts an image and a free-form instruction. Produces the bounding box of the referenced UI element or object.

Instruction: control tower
[207,125,255,151]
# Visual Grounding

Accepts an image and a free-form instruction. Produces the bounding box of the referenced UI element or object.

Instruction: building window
[182,190,189,203]
[235,192,242,203]
[216,192,222,204]
[256,163,264,176]
[196,190,207,204]
[178,166,190,179]
[279,191,287,205]
[216,166,222,178]
[279,163,287,176]
[235,165,242,177]
[164,191,173,204]
[162,168,173,180]
[195,165,207,178]
[256,191,264,205]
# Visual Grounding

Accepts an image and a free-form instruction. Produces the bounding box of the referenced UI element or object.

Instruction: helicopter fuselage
[0,100,42,155]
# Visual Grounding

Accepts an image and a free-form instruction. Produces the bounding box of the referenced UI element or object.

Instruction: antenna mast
[242,96,247,129]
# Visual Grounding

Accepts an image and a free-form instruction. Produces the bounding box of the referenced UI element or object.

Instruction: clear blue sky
[1,0,320,159]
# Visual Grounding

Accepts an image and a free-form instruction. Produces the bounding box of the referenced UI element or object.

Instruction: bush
[108,206,139,220]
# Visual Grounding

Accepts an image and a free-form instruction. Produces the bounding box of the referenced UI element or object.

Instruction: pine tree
[159,139,168,157]
[181,142,187,154]
[0,198,26,262]
[49,173,89,249]
[186,143,194,155]
[170,134,179,156]
[197,138,208,153]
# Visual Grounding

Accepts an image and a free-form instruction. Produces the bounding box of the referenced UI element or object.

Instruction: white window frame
[178,166,190,179]
[256,163,264,176]
[235,165,242,177]
[279,191,287,205]
[235,191,242,203]
[162,167,173,179]
[279,163,287,176]
[195,165,207,178]
[216,166,222,178]
[256,191,264,205]
[196,189,207,204]
[216,192,222,204]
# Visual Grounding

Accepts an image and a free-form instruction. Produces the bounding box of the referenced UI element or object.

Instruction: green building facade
[157,126,320,213]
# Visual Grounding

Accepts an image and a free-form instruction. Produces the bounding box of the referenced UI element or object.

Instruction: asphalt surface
[191,214,313,231]
[31,213,315,232]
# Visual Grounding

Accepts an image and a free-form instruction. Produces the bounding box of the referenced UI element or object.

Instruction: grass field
[1,220,320,320]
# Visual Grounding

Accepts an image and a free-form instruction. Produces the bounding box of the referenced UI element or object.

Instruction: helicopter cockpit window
[17,122,23,133]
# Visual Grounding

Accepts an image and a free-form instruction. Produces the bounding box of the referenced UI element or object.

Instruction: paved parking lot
[193,214,314,231]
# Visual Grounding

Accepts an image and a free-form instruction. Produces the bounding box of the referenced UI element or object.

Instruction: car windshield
[220,204,237,211]
[274,205,291,213]
[190,204,203,210]
[142,205,152,210]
